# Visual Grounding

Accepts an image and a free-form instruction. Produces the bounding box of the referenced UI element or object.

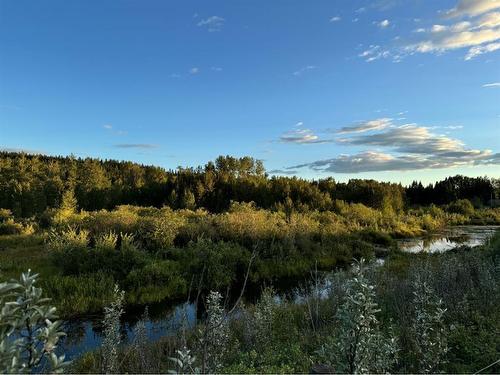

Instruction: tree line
[1,151,498,217]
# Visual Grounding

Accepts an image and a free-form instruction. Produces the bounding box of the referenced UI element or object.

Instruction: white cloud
[291,152,439,173]
[288,118,500,173]
[465,41,500,59]
[189,67,200,74]
[103,124,113,130]
[445,0,500,18]
[366,1,500,61]
[197,16,225,32]
[378,19,390,28]
[408,25,500,56]
[337,118,393,134]
[330,16,341,22]
[483,81,500,86]
[279,123,332,144]
[474,11,500,28]
[338,124,473,155]
[211,66,223,72]
[293,65,316,76]
[359,45,391,62]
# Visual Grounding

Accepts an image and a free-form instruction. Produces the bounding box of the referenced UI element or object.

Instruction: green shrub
[0,219,24,235]
[447,199,475,216]
[41,272,116,316]
[95,231,118,251]
[0,270,69,372]
[125,260,186,303]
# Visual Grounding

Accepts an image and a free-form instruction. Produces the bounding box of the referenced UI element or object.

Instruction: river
[56,225,499,361]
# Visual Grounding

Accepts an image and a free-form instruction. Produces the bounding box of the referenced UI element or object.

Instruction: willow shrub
[0,270,69,373]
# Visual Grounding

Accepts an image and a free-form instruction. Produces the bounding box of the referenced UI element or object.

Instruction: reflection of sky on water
[397,226,499,254]
[57,302,196,361]
[55,226,499,362]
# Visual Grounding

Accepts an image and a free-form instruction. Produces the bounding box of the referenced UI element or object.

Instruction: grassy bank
[1,202,499,317]
[71,231,500,374]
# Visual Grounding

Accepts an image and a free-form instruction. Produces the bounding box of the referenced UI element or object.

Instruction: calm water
[396,225,499,253]
[56,225,499,361]
[57,301,196,361]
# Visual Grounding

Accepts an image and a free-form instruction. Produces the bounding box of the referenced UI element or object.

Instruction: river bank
[54,225,500,363]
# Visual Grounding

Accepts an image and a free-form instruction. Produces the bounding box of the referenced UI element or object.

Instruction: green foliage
[95,231,118,251]
[52,189,78,225]
[174,239,250,292]
[0,270,69,373]
[0,219,25,235]
[41,273,116,316]
[319,259,398,373]
[447,199,475,216]
[169,346,199,374]
[411,274,448,373]
[197,291,229,373]
[66,235,500,374]
[125,260,186,303]
[48,227,147,279]
[2,151,496,219]
[101,285,124,374]
[252,287,277,348]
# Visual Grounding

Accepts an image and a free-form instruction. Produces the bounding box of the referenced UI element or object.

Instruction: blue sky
[1,0,499,184]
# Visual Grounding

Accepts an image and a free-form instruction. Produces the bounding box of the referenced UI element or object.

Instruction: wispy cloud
[104,124,127,135]
[337,118,393,134]
[330,16,341,22]
[279,122,332,144]
[287,118,499,173]
[360,0,500,62]
[359,45,391,62]
[444,0,500,18]
[293,65,316,76]
[0,147,44,154]
[197,16,225,32]
[405,1,500,60]
[189,67,200,75]
[268,169,298,175]
[483,82,500,87]
[114,144,159,149]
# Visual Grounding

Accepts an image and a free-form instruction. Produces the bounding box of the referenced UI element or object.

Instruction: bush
[447,199,475,216]
[0,219,24,235]
[173,239,251,292]
[125,260,186,303]
[0,270,69,373]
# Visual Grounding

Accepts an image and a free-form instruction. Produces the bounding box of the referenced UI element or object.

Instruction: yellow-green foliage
[95,231,118,251]
[0,209,37,235]
[58,201,477,252]
[120,232,138,251]
[47,226,89,252]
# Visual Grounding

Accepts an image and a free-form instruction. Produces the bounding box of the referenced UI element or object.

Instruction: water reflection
[57,302,196,361]
[57,225,499,361]
[397,225,499,253]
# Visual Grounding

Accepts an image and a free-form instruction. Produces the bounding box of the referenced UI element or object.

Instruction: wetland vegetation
[1,152,499,373]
